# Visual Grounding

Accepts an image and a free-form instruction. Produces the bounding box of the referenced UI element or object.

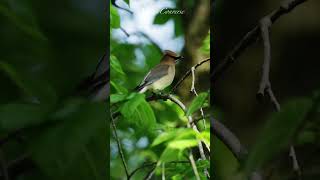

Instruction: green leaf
[0,103,48,132]
[28,100,107,178]
[124,0,130,6]
[244,98,313,174]
[110,55,125,76]
[168,139,198,150]
[0,3,46,40]
[186,92,208,116]
[159,147,181,163]
[110,55,126,82]
[152,130,179,147]
[151,129,196,147]
[110,4,120,28]
[110,94,127,103]
[0,61,57,104]
[197,131,210,147]
[200,32,210,55]
[153,14,183,36]
[120,93,156,130]
[110,81,128,95]
[153,13,171,25]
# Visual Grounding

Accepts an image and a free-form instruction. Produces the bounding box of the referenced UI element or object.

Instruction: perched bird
[134,50,183,93]
[76,54,109,101]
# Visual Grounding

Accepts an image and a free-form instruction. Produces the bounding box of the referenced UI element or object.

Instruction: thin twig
[166,94,210,154]
[212,0,308,82]
[144,166,156,180]
[171,58,210,93]
[129,161,189,179]
[162,162,165,180]
[111,0,133,14]
[289,146,302,178]
[110,115,130,178]
[0,149,9,180]
[212,0,308,178]
[128,162,156,179]
[190,66,209,178]
[211,117,263,180]
[257,7,301,178]
[190,66,206,129]
[257,16,281,112]
[188,151,200,180]
[120,27,130,37]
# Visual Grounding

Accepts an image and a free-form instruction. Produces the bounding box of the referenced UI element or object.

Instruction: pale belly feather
[150,66,175,91]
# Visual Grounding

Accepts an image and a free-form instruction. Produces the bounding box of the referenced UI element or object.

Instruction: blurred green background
[110,0,211,179]
[0,0,107,180]
[213,0,320,179]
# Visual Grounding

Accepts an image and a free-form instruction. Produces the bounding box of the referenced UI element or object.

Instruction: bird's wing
[76,54,109,101]
[135,64,169,90]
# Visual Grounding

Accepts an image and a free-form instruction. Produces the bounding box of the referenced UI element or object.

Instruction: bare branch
[188,151,200,180]
[212,0,308,83]
[289,146,302,178]
[190,66,209,178]
[257,12,300,178]
[144,166,156,180]
[190,66,206,129]
[162,163,165,180]
[120,27,130,37]
[110,115,130,178]
[111,0,133,14]
[129,161,189,179]
[0,149,9,180]
[171,58,210,93]
[211,117,263,180]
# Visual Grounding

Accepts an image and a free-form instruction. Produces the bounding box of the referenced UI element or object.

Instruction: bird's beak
[175,56,184,64]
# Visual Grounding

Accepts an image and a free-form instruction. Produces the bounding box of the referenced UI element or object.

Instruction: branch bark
[212,0,308,83]
[211,117,263,180]
[212,0,309,178]
[171,58,210,93]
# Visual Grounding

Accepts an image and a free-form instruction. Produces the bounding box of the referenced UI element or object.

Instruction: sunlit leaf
[186,92,208,116]
[168,139,198,150]
[110,4,120,28]
[200,32,210,55]
[120,93,156,130]
[244,98,312,174]
[151,129,196,147]
[110,94,127,103]
[110,81,128,95]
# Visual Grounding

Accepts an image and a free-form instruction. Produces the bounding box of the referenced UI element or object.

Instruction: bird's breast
[150,66,175,91]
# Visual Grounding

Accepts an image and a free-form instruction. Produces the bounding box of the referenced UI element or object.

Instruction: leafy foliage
[110,1,210,179]
[244,98,312,174]
[0,0,106,179]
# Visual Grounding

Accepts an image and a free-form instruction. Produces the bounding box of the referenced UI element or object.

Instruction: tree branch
[171,58,210,93]
[129,161,189,179]
[188,151,200,180]
[257,5,301,178]
[110,115,130,178]
[0,149,9,180]
[111,0,133,14]
[211,117,263,180]
[212,0,308,178]
[212,0,308,83]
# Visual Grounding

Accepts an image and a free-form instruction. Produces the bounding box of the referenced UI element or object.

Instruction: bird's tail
[134,83,148,93]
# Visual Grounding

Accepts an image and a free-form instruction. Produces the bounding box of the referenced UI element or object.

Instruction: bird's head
[162,50,184,64]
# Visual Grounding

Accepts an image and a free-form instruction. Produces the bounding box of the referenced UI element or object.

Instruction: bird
[134,50,183,93]
[76,54,109,101]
